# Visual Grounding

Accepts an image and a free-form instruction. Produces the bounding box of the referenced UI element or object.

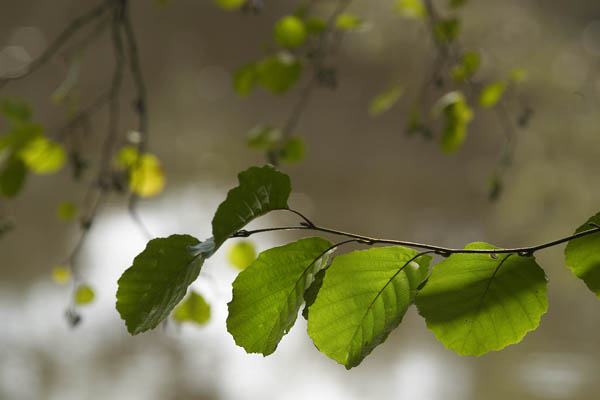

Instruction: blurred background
[1,0,600,399]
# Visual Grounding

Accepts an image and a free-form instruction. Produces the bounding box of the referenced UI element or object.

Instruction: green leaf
[335,13,363,31]
[565,213,600,297]
[302,268,325,320]
[256,54,302,94]
[116,234,206,335]
[451,51,480,82]
[18,136,66,174]
[233,63,257,96]
[246,125,281,150]
[1,98,32,124]
[227,240,257,270]
[433,92,473,153]
[274,15,307,49]
[281,137,306,164]
[211,165,291,250]
[450,0,468,8]
[416,242,548,356]
[212,0,245,11]
[57,201,77,221]
[173,290,211,325]
[395,0,427,19]
[305,18,326,35]
[52,266,72,284]
[307,246,431,369]
[74,284,95,305]
[434,18,460,44]
[479,82,506,108]
[129,153,166,198]
[0,157,26,198]
[115,146,139,168]
[510,68,527,83]
[227,237,333,355]
[0,122,43,153]
[369,84,403,116]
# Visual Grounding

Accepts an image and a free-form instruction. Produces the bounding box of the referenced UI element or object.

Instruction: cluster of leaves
[371,0,527,156]
[116,165,600,368]
[0,99,66,198]
[219,1,364,163]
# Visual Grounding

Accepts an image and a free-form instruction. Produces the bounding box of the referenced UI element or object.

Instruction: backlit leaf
[307,246,431,369]
[57,201,77,221]
[274,15,307,49]
[233,63,257,96]
[256,54,302,94]
[451,51,480,82]
[281,137,305,164]
[228,237,333,355]
[335,13,363,31]
[479,82,506,108]
[117,234,206,334]
[213,0,245,11]
[129,153,165,197]
[52,266,72,284]
[19,136,66,174]
[434,18,460,44]
[173,290,211,325]
[75,284,95,305]
[565,212,600,297]
[369,84,403,116]
[395,0,427,19]
[416,242,548,356]
[227,240,257,270]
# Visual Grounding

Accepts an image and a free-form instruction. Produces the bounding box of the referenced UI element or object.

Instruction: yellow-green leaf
[74,284,95,305]
[369,84,404,116]
[173,290,211,325]
[115,145,139,168]
[228,240,257,270]
[52,266,72,284]
[280,137,306,164]
[479,82,506,108]
[395,0,427,18]
[335,13,363,31]
[274,15,307,49]
[57,201,77,221]
[129,153,166,197]
[18,136,66,174]
[213,0,245,11]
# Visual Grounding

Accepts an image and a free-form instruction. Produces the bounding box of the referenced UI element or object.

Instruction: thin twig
[0,1,110,91]
[231,208,600,258]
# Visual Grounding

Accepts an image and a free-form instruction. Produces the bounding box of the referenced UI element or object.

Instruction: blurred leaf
[228,237,333,355]
[510,68,527,83]
[74,284,95,305]
[369,83,403,116]
[451,51,480,82]
[51,55,81,104]
[307,247,431,369]
[433,91,473,153]
[1,98,32,124]
[305,18,326,35]
[395,0,427,18]
[405,105,432,138]
[52,266,72,284]
[115,145,139,168]
[129,153,165,197]
[211,165,291,250]
[0,157,26,197]
[479,82,506,108]
[281,137,305,164]
[57,201,77,221]
[335,13,363,31]
[173,290,211,325]
[233,63,257,96]
[274,15,307,49]
[256,54,302,94]
[117,234,205,334]
[416,242,548,356]
[0,122,43,152]
[434,18,460,44]
[227,240,256,270]
[155,0,169,6]
[565,213,600,297]
[246,125,281,150]
[19,136,66,174]
[450,0,468,8]
[212,0,245,11]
